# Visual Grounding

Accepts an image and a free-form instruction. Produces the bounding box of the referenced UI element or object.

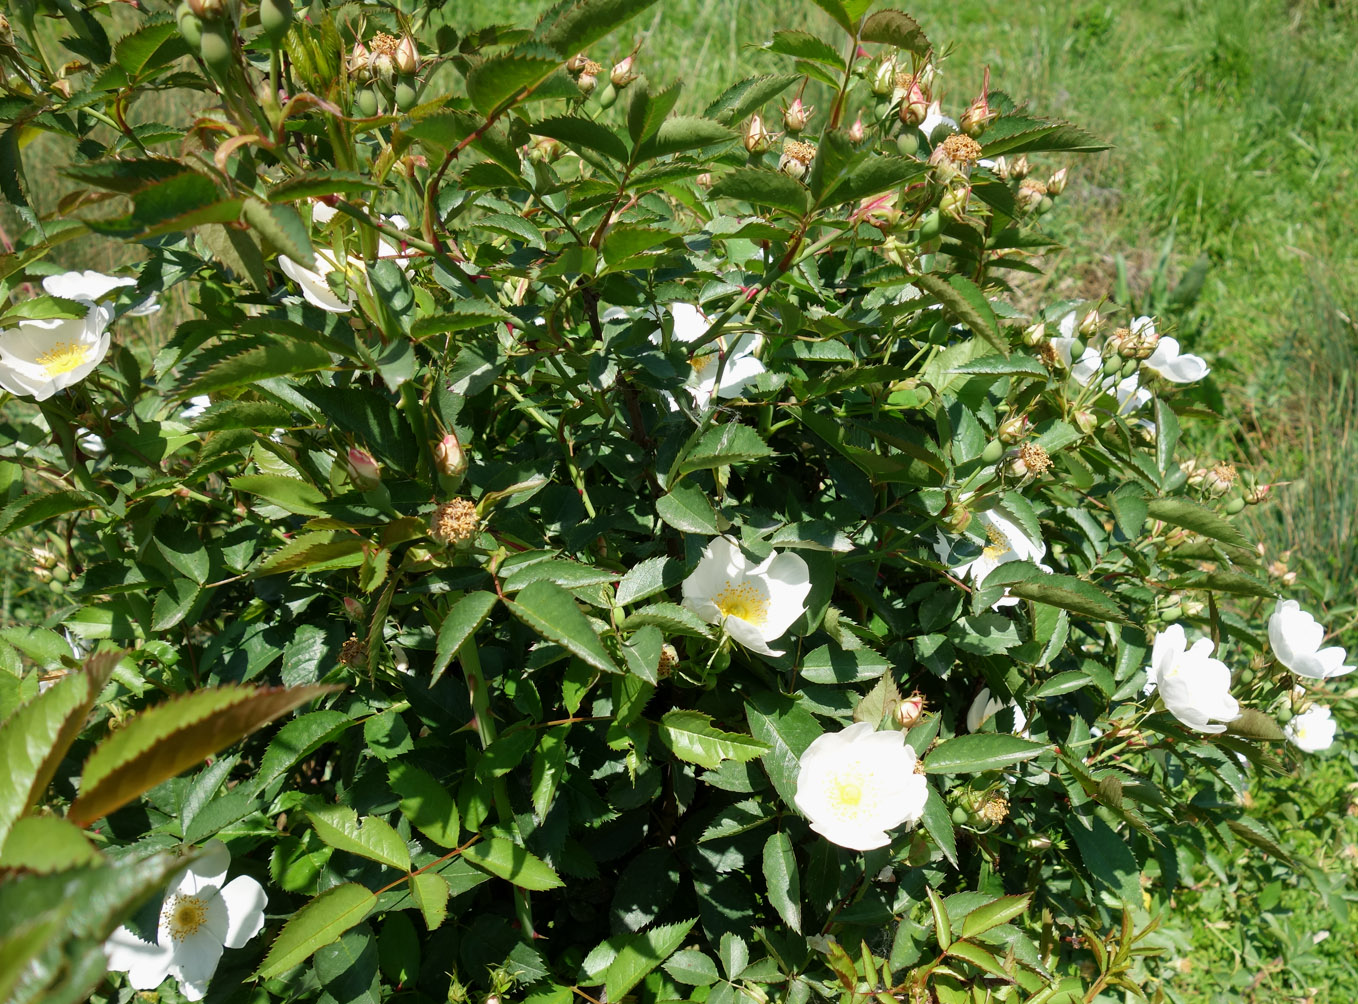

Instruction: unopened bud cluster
[349,31,422,113]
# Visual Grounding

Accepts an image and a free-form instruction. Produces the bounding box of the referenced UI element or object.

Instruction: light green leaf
[655,484,719,535]
[0,489,100,536]
[663,948,720,986]
[183,338,334,396]
[409,872,451,930]
[620,602,714,639]
[860,10,929,53]
[615,556,682,606]
[504,580,619,675]
[467,48,562,114]
[800,645,889,684]
[709,167,810,217]
[704,73,801,125]
[602,918,696,1002]
[0,814,100,872]
[431,592,498,685]
[256,883,377,979]
[530,115,629,163]
[243,198,314,267]
[745,692,822,806]
[676,423,774,474]
[305,802,411,871]
[658,709,769,769]
[389,764,459,849]
[1145,496,1250,548]
[914,273,1006,356]
[463,837,564,891]
[960,894,1032,938]
[539,0,662,59]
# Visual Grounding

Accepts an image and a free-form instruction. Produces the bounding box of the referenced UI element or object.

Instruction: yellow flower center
[690,350,717,377]
[826,771,870,821]
[163,893,209,942]
[36,341,92,378]
[714,579,769,626]
[982,523,1010,560]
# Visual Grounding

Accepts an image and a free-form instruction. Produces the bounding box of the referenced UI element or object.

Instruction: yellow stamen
[714,579,769,625]
[36,341,91,378]
[827,771,869,821]
[982,523,1010,560]
[163,893,209,942]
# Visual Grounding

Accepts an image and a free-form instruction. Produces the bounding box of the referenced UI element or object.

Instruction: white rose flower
[794,722,929,850]
[681,535,810,657]
[1147,624,1241,734]
[1286,705,1337,753]
[1051,311,1102,386]
[1142,329,1209,384]
[0,302,113,401]
[966,687,1028,734]
[279,204,413,313]
[105,841,268,1002]
[42,269,160,316]
[1268,599,1355,680]
[934,506,1049,609]
[657,303,766,409]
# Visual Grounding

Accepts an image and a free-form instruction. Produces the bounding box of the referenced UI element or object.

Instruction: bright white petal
[175,840,231,896]
[219,876,268,949]
[106,926,173,990]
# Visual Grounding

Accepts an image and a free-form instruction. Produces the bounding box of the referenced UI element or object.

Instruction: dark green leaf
[504,580,619,675]
[914,273,1006,356]
[709,167,810,217]
[922,734,1047,774]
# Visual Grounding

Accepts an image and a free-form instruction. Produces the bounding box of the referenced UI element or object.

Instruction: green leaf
[409,872,450,930]
[677,423,775,474]
[601,224,680,266]
[305,802,411,871]
[946,940,1011,982]
[0,489,100,536]
[0,295,89,322]
[504,580,619,675]
[254,710,355,796]
[979,117,1108,158]
[243,198,315,267]
[463,837,564,890]
[818,153,927,208]
[800,645,889,684]
[1145,496,1249,548]
[256,883,377,979]
[268,170,379,202]
[980,565,1125,623]
[914,273,1006,356]
[960,894,1032,938]
[411,302,514,338]
[530,115,629,163]
[188,400,294,432]
[615,556,682,607]
[69,684,334,826]
[620,602,715,639]
[704,73,801,125]
[949,354,1046,377]
[745,692,822,806]
[0,809,100,872]
[602,918,696,1002]
[767,30,844,69]
[0,653,115,847]
[860,10,929,53]
[922,734,1048,775]
[539,0,662,58]
[531,726,570,821]
[431,592,498,686]
[655,484,719,535]
[229,474,328,517]
[636,117,737,160]
[710,167,810,217]
[1154,398,1181,478]
[84,170,242,239]
[920,785,958,866]
[467,48,562,114]
[658,710,769,769]
[183,338,334,396]
[1227,708,1285,741]
[250,533,367,577]
[663,949,720,986]
[927,886,953,950]
[1,126,38,231]
[762,831,802,932]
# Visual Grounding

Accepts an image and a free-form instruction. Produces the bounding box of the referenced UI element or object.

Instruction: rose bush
[0,1,1353,1003]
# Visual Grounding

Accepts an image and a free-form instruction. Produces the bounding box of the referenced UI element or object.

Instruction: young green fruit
[598,81,617,108]
[356,87,379,117]
[259,0,293,45]
[896,130,919,156]
[177,2,204,48]
[918,209,942,240]
[1223,496,1246,515]
[199,26,234,74]
[981,439,1005,464]
[395,78,418,111]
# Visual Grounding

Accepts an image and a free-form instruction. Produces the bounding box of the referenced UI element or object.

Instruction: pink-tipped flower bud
[744,113,778,154]
[1245,482,1271,505]
[347,40,370,77]
[896,692,926,729]
[848,113,865,144]
[345,447,382,490]
[434,432,467,477]
[958,67,997,137]
[782,97,812,134]
[1047,167,1068,196]
[1009,154,1031,179]
[343,596,366,622]
[898,78,929,127]
[1078,308,1101,337]
[395,36,419,75]
[610,55,637,88]
[187,0,226,19]
[1021,321,1047,346]
[1073,409,1097,435]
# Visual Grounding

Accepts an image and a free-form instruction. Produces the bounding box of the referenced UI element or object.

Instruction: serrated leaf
[0,653,115,846]
[801,645,889,684]
[1226,708,1285,741]
[704,73,801,125]
[409,872,450,930]
[946,940,1012,981]
[530,114,629,163]
[244,199,314,267]
[914,273,1006,356]
[268,170,378,202]
[860,9,929,53]
[250,533,367,577]
[1145,496,1249,548]
[979,116,1108,157]
[658,709,769,769]
[922,734,1047,775]
[602,918,696,1002]
[663,949,720,986]
[920,785,958,866]
[767,30,844,69]
[0,295,89,322]
[637,117,737,160]
[0,814,100,872]
[762,831,801,932]
[305,802,411,871]
[926,886,952,950]
[84,170,241,239]
[114,22,190,76]
[183,338,334,396]
[188,401,294,432]
[230,474,328,517]
[69,684,334,826]
[601,224,679,266]
[256,883,376,979]
[949,354,1045,377]
[677,423,775,474]
[620,602,715,639]
[0,490,100,536]
[655,484,719,535]
[818,153,927,208]
[463,837,564,890]
[615,556,682,606]
[467,49,561,114]
[710,167,810,217]
[504,580,618,675]
[981,565,1125,623]
[745,692,821,806]
[960,894,1032,938]
[411,302,514,338]
[431,592,498,686]
[254,710,355,796]
[539,0,662,59]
